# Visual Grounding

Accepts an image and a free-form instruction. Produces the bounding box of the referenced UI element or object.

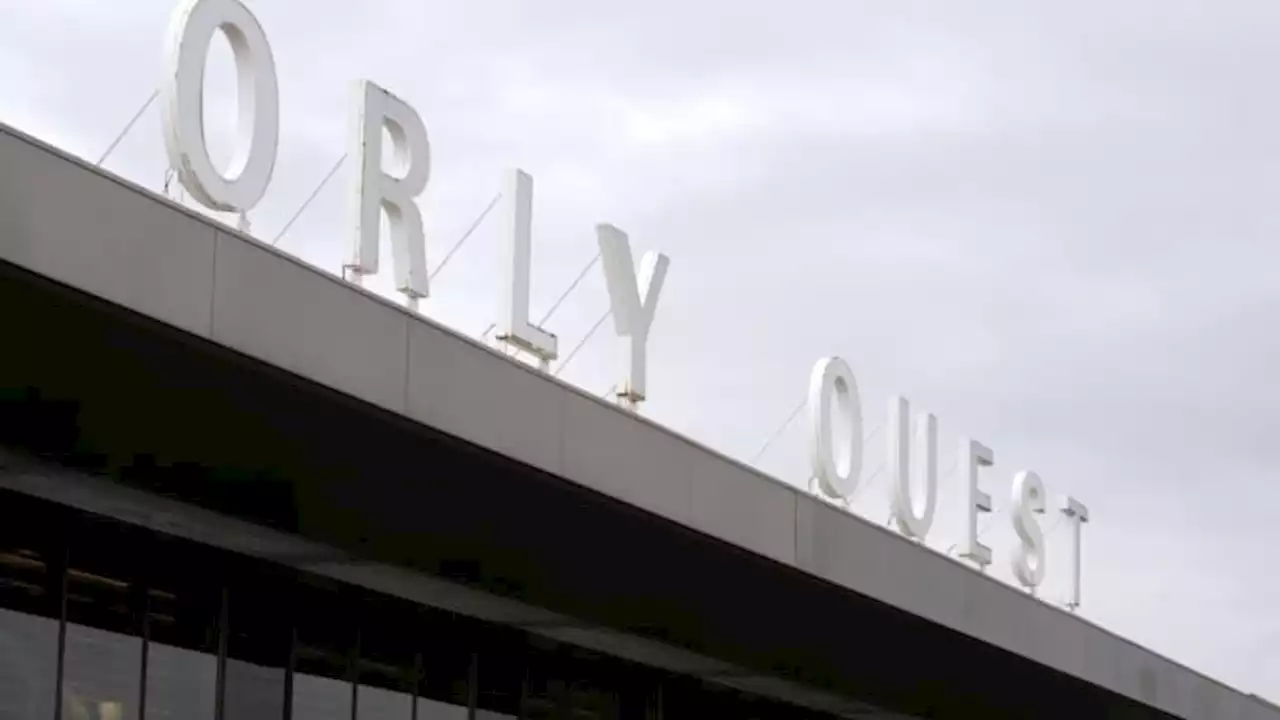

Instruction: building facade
[0,121,1276,719]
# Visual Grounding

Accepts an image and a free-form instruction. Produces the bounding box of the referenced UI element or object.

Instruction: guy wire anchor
[496,330,557,372]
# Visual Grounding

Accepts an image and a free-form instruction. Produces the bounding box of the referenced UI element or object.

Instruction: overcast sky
[2,0,1278,701]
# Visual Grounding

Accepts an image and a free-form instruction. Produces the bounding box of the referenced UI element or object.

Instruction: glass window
[145,642,217,720]
[0,489,845,720]
[414,612,470,720]
[472,628,664,720]
[144,535,221,720]
[62,517,145,720]
[355,594,417,720]
[291,672,351,720]
[0,490,61,720]
[0,607,58,720]
[292,576,353,720]
[416,697,467,720]
[224,561,291,720]
[357,684,411,720]
[662,679,815,720]
[517,636,656,720]
[225,652,286,720]
[62,623,141,720]
[473,625,525,720]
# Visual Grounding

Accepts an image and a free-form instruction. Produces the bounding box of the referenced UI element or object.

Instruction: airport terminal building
[0,123,1277,720]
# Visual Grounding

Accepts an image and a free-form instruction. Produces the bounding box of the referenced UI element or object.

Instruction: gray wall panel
[0,130,216,337]
[561,391,694,524]
[407,320,564,476]
[796,495,968,632]
[212,232,409,414]
[959,569,1088,683]
[689,452,797,565]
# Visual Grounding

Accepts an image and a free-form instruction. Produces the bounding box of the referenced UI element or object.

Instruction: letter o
[161,0,279,212]
[808,356,863,500]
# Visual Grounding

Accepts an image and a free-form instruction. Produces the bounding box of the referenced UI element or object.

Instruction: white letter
[162,0,280,214]
[597,224,669,406]
[346,79,430,303]
[497,169,557,364]
[889,397,937,540]
[1010,470,1047,590]
[959,438,994,569]
[808,357,863,501]
[1059,496,1090,610]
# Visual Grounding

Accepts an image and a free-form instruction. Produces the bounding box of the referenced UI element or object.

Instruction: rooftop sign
[155,0,1089,607]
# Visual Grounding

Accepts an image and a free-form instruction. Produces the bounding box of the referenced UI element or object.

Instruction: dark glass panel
[62,514,147,720]
[354,593,414,720]
[143,534,221,720]
[62,623,141,720]
[292,575,354,720]
[0,606,59,720]
[414,609,470,720]
[356,685,411,720]
[518,635,658,720]
[0,488,846,720]
[414,697,467,720]
[473,624,525,720]
[224,560,291,720]
[662,678,820,720]
[0,490,61,720]
[291,673,351,720]
[145,642,217,720]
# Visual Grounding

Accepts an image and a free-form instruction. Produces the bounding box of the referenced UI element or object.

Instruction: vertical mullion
[520,667,532,720]
[410,651,421,720]
[350,624,361,720]
[645,682,662,720]
[138,583,151,720]
[215,586,229,720]
[52,541,67,720]
[283,623,297,720]
[467,652,478,720]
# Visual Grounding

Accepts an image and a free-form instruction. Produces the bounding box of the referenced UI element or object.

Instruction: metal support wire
[430,193,502,280]
[97,89,159,167]
[483,251,603,352]
[750,398,807,464]
[751,403,885,468]
[98,0,273,169]
[272,153,347,246]
[553,309,611,378]
[864,422,884,444]
[977,510,999,539]
[944,508,1001,558]
[479,243,605,357]
[858,460,884,493]
[537,252,600,326]
[1043,513,1066,539]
